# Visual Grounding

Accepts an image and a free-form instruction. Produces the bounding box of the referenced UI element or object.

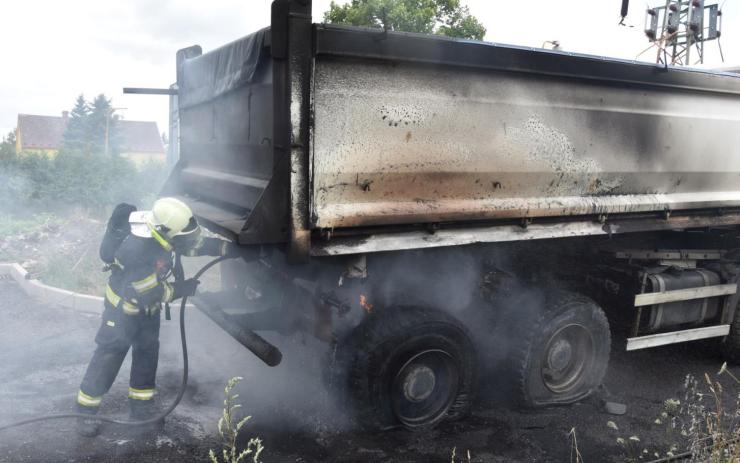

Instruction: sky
[1,0,738,137]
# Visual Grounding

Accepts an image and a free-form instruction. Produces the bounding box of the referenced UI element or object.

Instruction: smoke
[317,243,556,409]
[153,261,353,436]
[368,247,483,314]
[161,311,348,431]
[157,244,552,439]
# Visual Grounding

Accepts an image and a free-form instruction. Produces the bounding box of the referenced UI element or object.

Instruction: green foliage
[62,94,123,155]
[0,94,165,216]
[0,131,16,161]
[63,95,92,153]
[88,94,123,155]
[0,147,168,216]
[209,377,264,463]
[324,0,486,40]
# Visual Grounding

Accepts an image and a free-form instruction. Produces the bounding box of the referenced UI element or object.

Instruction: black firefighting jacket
[104,233,230,315]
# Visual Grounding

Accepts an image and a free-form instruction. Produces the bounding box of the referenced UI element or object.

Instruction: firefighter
[76,197,240,437]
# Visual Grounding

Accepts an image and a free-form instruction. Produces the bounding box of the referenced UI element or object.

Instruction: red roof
[17,114,164,153]
[17,114,66,149]
[117,120,166,153]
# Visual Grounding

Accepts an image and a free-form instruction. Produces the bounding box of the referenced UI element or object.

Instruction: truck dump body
[312,26,740,229]
[166,17,740,256]
[163,29,282,242]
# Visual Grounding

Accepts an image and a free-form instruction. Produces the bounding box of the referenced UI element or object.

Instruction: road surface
[0,279,737,462]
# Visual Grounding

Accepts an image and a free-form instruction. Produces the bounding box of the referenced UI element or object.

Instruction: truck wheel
[334,307,476,430]
[513,291,610,407]
[721,312,740,364]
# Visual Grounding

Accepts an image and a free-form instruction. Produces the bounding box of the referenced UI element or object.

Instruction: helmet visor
[170,217,203,250]
[129,211,153,238]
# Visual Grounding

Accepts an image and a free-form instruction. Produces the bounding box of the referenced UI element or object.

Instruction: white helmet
[148,197,196,238]
[129,197,200,245]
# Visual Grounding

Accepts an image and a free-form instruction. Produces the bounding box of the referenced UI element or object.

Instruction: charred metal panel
[314,25,740,95]
[311,210,740,256]
[282,0,312,261]
[163,30,286,244]
[311,34,740,230]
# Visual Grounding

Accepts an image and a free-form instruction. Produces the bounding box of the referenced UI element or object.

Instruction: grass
[42,246,108,294]
[0,212,58,237]
[0,211,108,294]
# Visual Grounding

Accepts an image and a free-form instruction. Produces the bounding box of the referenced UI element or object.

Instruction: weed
[569,427,583,463]
[450,446,471,463]
[680,366,739,462]
[606,366,739,463]
[209,376,264,463]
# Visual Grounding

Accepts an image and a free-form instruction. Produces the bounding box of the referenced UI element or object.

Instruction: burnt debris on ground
[0,280,738,462]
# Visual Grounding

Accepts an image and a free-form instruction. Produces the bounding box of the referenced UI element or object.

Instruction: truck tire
[332,306,476,431]
[512,291,610,407]
[721,313,740,364]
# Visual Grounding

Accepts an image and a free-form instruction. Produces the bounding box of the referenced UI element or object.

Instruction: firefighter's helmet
[129,197,200,248]
[148,197,196,239]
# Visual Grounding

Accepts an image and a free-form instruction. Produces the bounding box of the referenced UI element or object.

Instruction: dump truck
[127,0,740,430]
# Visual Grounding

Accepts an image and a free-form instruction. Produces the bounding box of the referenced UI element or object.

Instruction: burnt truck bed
[163,0,740,260]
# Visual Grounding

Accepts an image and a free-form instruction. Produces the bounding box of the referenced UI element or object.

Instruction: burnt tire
[513,291,610,407]
[332,307,476,431]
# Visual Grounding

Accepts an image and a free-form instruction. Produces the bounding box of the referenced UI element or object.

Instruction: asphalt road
[0,279,738,463]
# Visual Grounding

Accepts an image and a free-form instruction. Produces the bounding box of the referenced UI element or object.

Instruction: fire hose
[0,254,281,432]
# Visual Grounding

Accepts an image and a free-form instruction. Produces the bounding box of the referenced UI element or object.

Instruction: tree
[0,130,16,162]
[324,0,486,40]
[88,94,122,155]
[62,95,92,152]
[61,94,121,155]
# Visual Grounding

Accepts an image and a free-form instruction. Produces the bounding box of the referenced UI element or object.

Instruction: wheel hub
[547,339,573,371]
[541,324,594,394]
[391,349,459,427]
[402,365,437,402]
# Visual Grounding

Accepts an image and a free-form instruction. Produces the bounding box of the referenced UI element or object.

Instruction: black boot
[76,404,101,437]
[128,399,165,436]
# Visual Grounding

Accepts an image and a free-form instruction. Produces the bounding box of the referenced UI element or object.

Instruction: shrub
[0,149,168,216]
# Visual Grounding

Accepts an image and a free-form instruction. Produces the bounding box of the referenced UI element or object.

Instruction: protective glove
[172,278,200,300]
[221,242,262,262]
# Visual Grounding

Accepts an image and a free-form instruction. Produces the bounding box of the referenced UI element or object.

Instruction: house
[15,112,165,166]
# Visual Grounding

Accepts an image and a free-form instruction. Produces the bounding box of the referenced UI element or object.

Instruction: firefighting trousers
[77,303,160,409]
